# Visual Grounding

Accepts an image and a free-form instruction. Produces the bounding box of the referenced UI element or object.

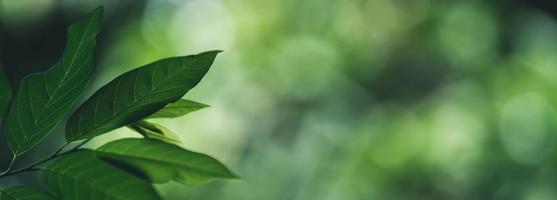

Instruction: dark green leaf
[97,138,237,185]
[6,7,103,156]
[66,51,220,141]
[0,66,11,122]
[127,120,181,144]
[0,186,57,200]
[148,99,208,119]
[43,150,160,200]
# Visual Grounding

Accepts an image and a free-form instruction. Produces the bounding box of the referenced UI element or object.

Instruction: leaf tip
[203,50,223,56]
[93,6,105,15]
[85,6,104,21]
[199,102,210,108]
[229,172,241,180]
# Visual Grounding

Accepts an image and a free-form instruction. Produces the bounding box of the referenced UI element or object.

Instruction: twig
[0,140,91,178]
[0,153,17,176]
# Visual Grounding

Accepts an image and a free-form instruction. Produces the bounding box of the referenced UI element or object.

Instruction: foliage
[0,186,56,200]
[0,6,236,199]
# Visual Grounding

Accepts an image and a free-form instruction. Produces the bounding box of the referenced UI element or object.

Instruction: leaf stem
[0,153,17,176]
[0,140,91,178]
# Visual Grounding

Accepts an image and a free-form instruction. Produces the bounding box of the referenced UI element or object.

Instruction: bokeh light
[3,0,557,199]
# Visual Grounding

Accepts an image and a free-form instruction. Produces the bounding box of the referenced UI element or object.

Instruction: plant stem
[0,154,17,176]
[0,140,91,178]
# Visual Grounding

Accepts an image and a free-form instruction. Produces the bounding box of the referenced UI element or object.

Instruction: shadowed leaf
[127,120,181,144]
[0,186,56,200]
[43,150,160,200]
[66,51,220,141]
[148,99,208,119]
[98,138,237,185]
[5,7,103,155]
[0,66,11,123]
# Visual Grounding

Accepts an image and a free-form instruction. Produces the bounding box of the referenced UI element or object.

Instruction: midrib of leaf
[44,150,159,200]
[14,97,26,146]
[146,55,200,92]
[34,17,97,122]
[9,10,100,153]
[100,145,228,178]
[11,70,93,150]
[43,159,120,199]
[75,90,174,139]
[43,168,111,199]
[75,55,202,137]
[32,75,89,126]
[16,75,91,144]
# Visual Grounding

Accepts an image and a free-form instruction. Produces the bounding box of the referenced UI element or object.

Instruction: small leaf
[0,186,57,200]
[6,7,103,156]
[43,150,160,200]
[127,120,181,144]
[66,51,220,141]
[97,138,238,185]
[0,66,11,122]
[148,99,208,119]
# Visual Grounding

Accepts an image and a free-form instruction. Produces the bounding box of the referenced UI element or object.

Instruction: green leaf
[0,186,57,200]
[0,66,11,122]
[6,7,103,156]
[148,99,208,119]
[127,120,181,144]
[66,51,220,141]
[97,138,238,185]
[43,150,160,200]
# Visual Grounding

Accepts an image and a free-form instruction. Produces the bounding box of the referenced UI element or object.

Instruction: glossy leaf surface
[148,99,208,119]
[0,186,56,200]
[127,120,181,144]
[98,138,237,185]
[6,7,103,155]
[43,150,160,200]
[66,51,220,141]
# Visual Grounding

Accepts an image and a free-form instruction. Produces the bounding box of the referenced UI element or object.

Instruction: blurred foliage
[3,0,557,199]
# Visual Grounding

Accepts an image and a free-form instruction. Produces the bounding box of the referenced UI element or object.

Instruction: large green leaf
[148,99,208,119]
[127,120,181,144]
[6,7,103,156]
[97,138,237,185]
[0,66,11,122]
[43,150,160,200]
[66,51,220,141]
[0,186,56,200]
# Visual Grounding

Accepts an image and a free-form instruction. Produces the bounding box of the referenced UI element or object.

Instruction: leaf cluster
[0,7,237,199]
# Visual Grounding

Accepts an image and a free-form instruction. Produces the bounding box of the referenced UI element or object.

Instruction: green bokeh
[3,0,557,199]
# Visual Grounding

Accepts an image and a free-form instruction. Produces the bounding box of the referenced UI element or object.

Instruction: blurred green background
[3,0,557,199]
